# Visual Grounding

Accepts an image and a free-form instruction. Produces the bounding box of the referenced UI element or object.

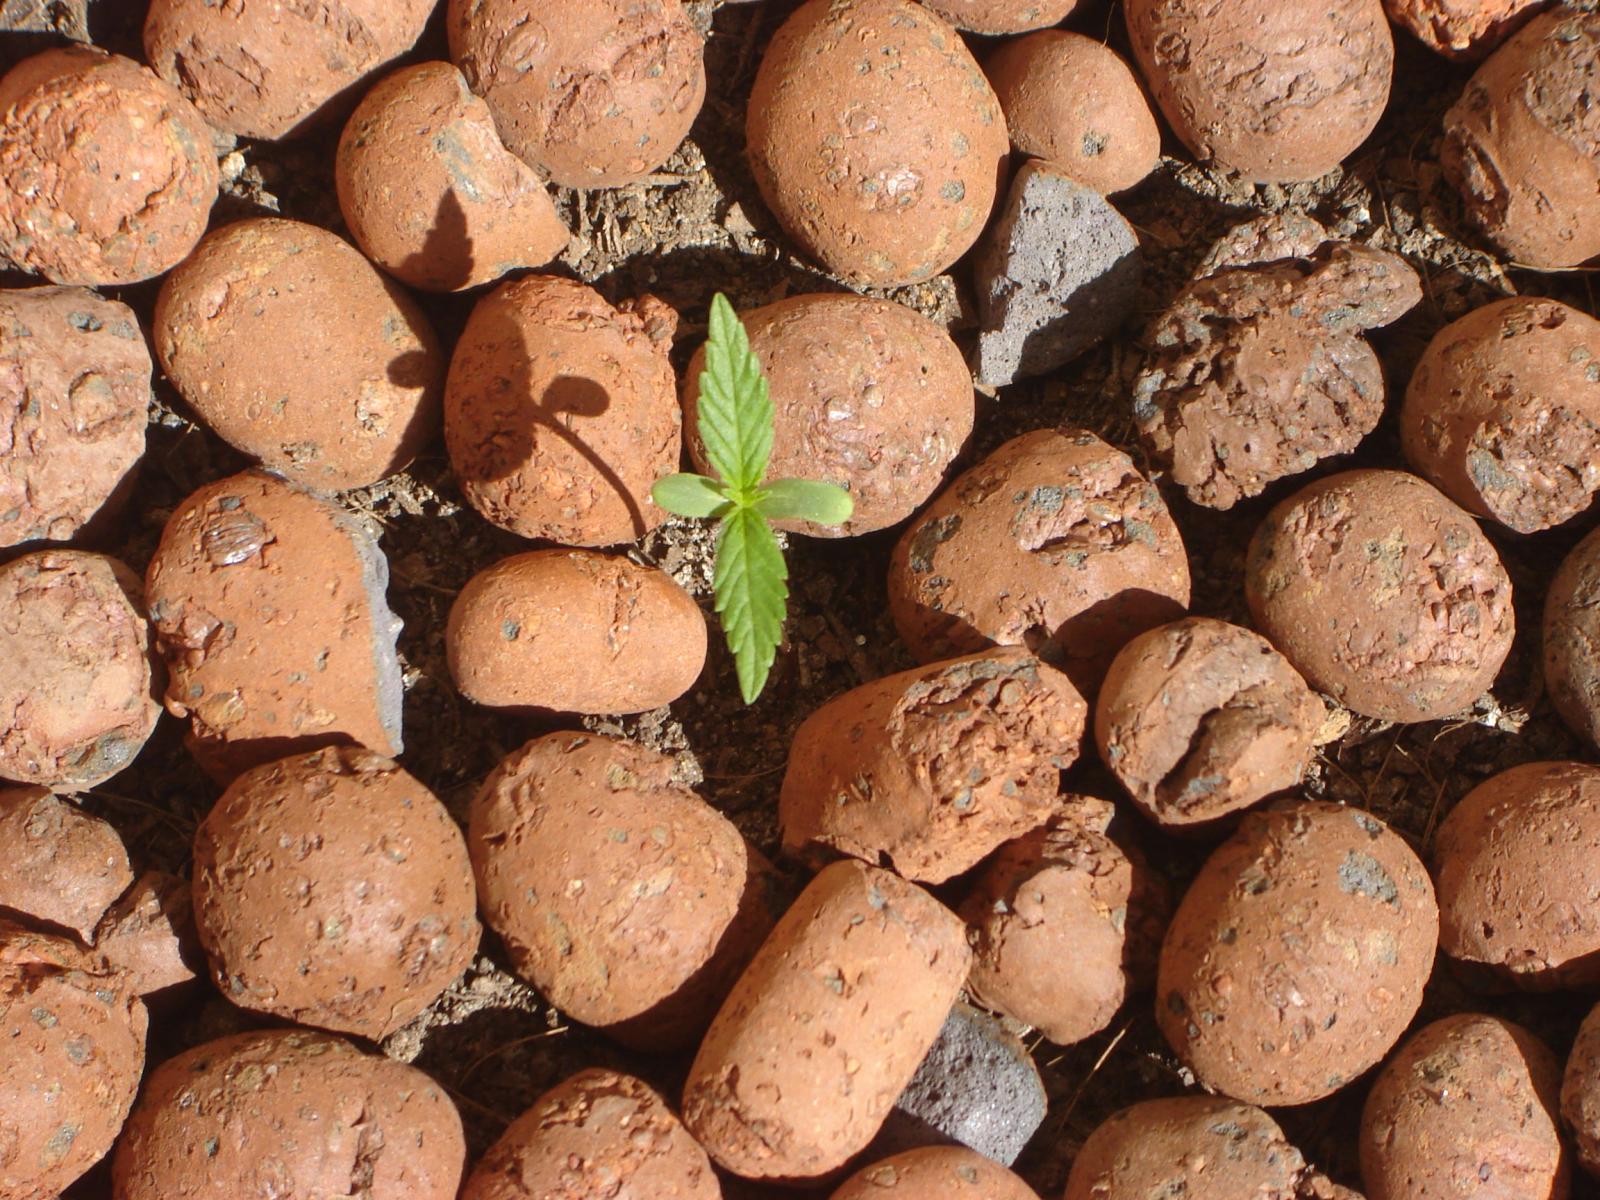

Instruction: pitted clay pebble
[1401,297,1600,533]
[144,469,405,783]
[337,62,568,293]
[1384,0,1545,59]
[0,787,131,940]
[446,0,706,189]
[113,1028,465,1200]
[0,46,218,285]
[0,550,161,789]
[1562,1001,1600,1178]
[193,746,480,1040]
[445,275,680,545]
[1156,800,1438,1106]
[93,871,199,997]
[682,294,974,537]
[154,217,444,492]
[1245,469,1514,724]
[780,647,1086,883]
[918,0,1075,35]
[468,733,776,1049]
[683,859,970,1180]
[1547,527,1600,749]
[1095,618,1325,829]
[0,286,150,548]
[746,0,1009,287]
[888,428,1191,695]
[830,1146,1041,1199]
[463,1068,719,1200]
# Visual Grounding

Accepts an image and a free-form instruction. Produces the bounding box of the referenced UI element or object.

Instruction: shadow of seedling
[397,189,476,294]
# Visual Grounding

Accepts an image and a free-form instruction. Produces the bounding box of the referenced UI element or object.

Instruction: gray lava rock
[974,160,1143,388]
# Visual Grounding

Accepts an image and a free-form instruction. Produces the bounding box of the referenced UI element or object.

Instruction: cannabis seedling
[653,293,853,703]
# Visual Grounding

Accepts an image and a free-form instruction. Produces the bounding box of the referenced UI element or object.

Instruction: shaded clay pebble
[918,0,1075,35]
[92,870,200,997]
[1384,0,1545,58]
[1562,1001,1600,1179]
[830,1145,1040,1199]
[1547,525,1600,749]
[0,786,131,940]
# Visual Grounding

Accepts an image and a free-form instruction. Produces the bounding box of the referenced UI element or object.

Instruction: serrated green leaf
[758,478,854,526]
[696,293,772,497]
[714,505,787,703]
[652,473,731,519]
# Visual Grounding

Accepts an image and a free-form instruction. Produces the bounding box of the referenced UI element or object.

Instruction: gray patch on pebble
[1338,850,1397,906]
[336,508,405,756]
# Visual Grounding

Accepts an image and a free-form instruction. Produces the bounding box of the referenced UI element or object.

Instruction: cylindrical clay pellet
[0,786,132,940]
[683,859,970,1181]
[831,1146,1040,1199]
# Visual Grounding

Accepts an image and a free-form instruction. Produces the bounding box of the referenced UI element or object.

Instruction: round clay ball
[747,0,1009,287]
[144,0,434,140]
[446,0,706,188]
[1433,760,1600,989]
[1562,1001,1600,1178]
[1401,296,1600,533]
[1547,526,1600,749]
[0,46,218,285]
[445,274,680,545]
[985,31,1159,195]
[1125,0,1393,182]
[918,0,1075,34]
[0,285,150,548]
[1442,8,1600,270]
[0,550,160,789]
[888,427,1191,695]
[1095,617,1325,830]
[1156,800,1438,1106]
[114,1028,465,1200]
[1383,0,1544,59]
[0,786,131,940]
[1,922,148,1200]
[1361,1014,1566,1200]
[831,1146,1040,1199]
[336,62,569,293]
[193,746,480,1039]
[682,294,974,537]
[154,217,444,492]
[463,1068,718,1200]
[1246,469,1514,724]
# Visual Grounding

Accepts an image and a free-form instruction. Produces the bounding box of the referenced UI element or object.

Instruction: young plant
[653,293,853,703]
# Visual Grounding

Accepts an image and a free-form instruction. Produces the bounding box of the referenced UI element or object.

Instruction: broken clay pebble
[1383,0,1545,59]
[683,859,970,1180]
[0,285,150,549]
[1245,469,1514,724]
[447,549,706,715]
[468,732,776,1049]
[1095,617,1325,830]
[0,550,161,790]
[445,274,680,546]
[0,786,131,940]
[462,1068,719,1200]
[1546,526,1600,750]
[144,469,405,784]
[918,0,1075,35]
[113,1028,465,1200]
[779,647,1086,884]
[1156,800,1438,1105]
[830,1146,1041,1199]
[1562,1001,1600,1178]
[92,871,199,997]
[0,46,218,285]
[1400,296,1600,533]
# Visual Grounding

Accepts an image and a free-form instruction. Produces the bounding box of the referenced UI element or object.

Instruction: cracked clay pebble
[1360,1014,1567,1200]
[154,217,444,492]
[0,46,218,286]
[682,293,974,537]
[144,469,405,784]
[468,732,777,1049]
[463,1068,719,1200]
[143,0,435,140]
[1400,296,1600,533]
[0,786,130,940]
[1095,617,1325,830]
[445,274,680,545]
[92,870,199,997]
[1547,526,1600,749]
[1432,760,1600,990]
[917,0,1076,35]
[1384,0,1545,59]
[445,0,705,189]
[0,550,161,790]
[1441,7,1600,270]
[745,0,1009,288]
[1245,469,1514,725]
[887,428,1191,697]
[336,62,569,293]
[1156,800,1438,1106]
[112,1028,465,1200]
[830,1146,1041,1199]
[447,549,706,714]
[0,921,147,1200]
[961,796,1169,1047]
[0,285,150,549]
[683,858,970,1181]
[1562,1001,1600,1178]
[1134,236,1421,510]
[193,746,480,1040]
[778,646,1086,884]
[1125,0,1393,182]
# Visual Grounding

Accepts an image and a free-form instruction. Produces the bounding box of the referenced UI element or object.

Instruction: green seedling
[653,293,853,703]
